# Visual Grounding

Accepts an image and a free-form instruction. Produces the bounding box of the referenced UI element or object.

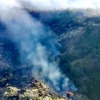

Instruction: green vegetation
[58,19,100,100]
[0,10,100,100]
[20,10,100,100]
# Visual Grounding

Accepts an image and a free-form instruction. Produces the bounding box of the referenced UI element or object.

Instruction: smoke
[19,0,100,11]
[1,0,100,94]
[0,8,72,93]
[3,0,100,94]
[0,0,100,12]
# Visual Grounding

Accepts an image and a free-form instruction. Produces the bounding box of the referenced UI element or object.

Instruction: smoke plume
[2,0,99,93]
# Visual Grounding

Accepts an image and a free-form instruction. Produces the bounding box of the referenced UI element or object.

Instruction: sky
[0,0,100,12]
[20,0,100,10]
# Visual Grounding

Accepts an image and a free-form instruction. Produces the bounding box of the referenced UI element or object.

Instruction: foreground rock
[2,79,67,100]
[1,79,90,100]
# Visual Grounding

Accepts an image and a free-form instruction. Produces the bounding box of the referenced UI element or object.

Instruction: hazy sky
[0,0,100,11]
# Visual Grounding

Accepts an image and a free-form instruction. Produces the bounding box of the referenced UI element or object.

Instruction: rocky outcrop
[2,79,67,100]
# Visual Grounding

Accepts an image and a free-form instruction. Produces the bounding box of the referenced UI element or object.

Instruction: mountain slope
[29,9,100,100]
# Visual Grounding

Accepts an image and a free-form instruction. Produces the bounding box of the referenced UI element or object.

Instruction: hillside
[0,9,100,100]
[0,33,89,100]
[28,9,100,100]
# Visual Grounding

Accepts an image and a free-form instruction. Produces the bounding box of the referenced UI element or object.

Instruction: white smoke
[0,0,72,93]
[0,0,100,12]
[20,0,100,10]
[1,0,99,93]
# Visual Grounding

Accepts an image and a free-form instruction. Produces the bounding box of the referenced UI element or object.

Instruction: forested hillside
[29,10,100,100]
